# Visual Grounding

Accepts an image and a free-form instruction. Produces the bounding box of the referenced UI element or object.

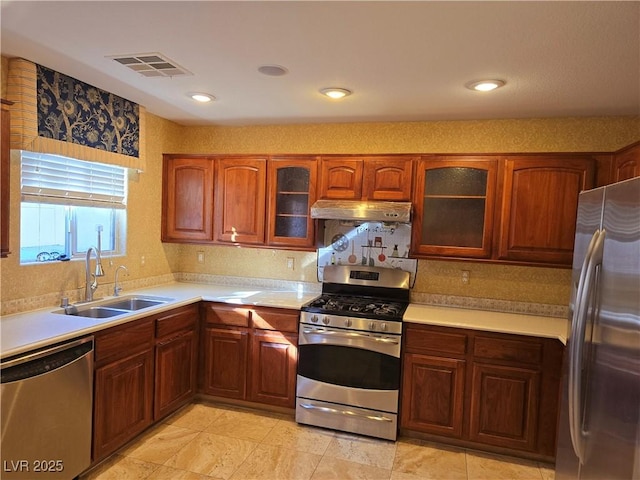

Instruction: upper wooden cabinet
[412,156,498,258]
[215,157,267,245]
[267,157,318,248]
[497,156,595,265]
[1,99,12,258]
[412,154,594,266]
[319,156,414,201]
[612,141,640,182]
[162,155,215,243]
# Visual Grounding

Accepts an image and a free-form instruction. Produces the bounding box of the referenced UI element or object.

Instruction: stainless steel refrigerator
[555,176,640,479]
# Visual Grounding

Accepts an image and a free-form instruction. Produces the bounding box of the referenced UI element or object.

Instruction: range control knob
[369,321,376,331]
[344,318,352,327]
[311,315,319,323]
[322,316,330,325]
[380,322,388,332]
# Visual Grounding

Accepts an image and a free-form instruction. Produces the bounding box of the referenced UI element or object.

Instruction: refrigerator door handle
[568,228,605,464]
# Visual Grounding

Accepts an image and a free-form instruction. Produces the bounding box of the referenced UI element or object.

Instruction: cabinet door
[162,156,214,242]
[400,353,466,438]
[319,157,363,199]
[93,350,154,461]
[362,156,414,201]
[469,363,540,452]
[498,156,594,265]
[154,330,198,420]
[267,157,318,248]
[412,157,497,258]
[613,141,640,182]
[1,100,11,257]
[202,326,249,399]
[215,157,267,244]
[249,330,298,407]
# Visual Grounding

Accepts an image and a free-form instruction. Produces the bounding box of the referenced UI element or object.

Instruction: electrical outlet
[461,270,470,285]
[141,255,145,266]
[197,251,205,264]
[286,257,295,270]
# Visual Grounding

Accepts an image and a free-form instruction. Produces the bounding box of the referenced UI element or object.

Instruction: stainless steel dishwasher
[1,336,94,479]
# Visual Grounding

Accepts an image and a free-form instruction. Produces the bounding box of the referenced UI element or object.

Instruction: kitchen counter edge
[403,303,569,345]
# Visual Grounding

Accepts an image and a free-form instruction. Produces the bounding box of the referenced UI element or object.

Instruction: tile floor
[81,401,555,480]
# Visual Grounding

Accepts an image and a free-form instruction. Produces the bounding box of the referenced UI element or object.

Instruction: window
[20,151,127,264]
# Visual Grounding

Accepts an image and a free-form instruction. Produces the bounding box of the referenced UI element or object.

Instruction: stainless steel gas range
[295,264,410,441]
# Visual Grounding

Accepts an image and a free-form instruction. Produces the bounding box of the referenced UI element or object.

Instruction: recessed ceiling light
[258,65,289,76]
[188,93,215,103]
[320,88,352,99]
[465,79,506,92]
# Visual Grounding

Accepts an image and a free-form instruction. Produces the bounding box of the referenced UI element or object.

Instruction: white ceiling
[1,1,639,127]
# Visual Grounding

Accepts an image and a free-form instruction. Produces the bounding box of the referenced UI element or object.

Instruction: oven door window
[297,344,399,390]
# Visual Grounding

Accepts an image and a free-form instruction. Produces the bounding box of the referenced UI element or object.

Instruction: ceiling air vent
[108,52,192,78]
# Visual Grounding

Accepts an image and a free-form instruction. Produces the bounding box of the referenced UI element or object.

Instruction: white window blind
[21,151,127,208]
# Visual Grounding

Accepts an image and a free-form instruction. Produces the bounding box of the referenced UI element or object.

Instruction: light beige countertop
[403,303,569,345]
[1,282,317,359]
[2,281,569,359]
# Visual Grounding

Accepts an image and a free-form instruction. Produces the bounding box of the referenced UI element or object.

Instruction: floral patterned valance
[6,57,146,171]
[37,64,139,158]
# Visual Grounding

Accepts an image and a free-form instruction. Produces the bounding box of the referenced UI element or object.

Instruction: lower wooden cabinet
[154,305,199,420]
[401,353,466,438]
[202,325,249,399]
[200,302,299,408]
[93,319,155,462]
[250,329,298,407]
[401,323,563,460]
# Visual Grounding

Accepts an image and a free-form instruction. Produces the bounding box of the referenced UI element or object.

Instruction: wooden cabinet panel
[204,303,251,327]
[498,156,594,265]
[319,157,363,199]
[613,141,640,182]
[249,330,298,407]
[412,157,497,258]
[469,363,540,451]
[401,353,466,438]
[154,305,199,420]
[251,306,299,333]
[473,336,542,365]
[404,324,467,356]
[155,330,197,420]
[319,156,413,201]
[1,100,12,258]
[202,326,249,399]
[267,157,318,248]
[363,156,414,201]
[94,319,154,366]
[162,156,215,242]
[215,157,267,244]
[93,350,154,461]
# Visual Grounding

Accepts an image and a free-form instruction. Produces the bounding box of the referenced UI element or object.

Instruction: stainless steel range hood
[310,199,412,223]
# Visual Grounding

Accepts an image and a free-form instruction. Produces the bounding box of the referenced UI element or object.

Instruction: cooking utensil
[378,252,386,262]
[348,242,357,263]
[368,241,374,266]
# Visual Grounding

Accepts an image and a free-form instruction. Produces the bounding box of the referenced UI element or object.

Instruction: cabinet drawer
[156,305,199,339]
[473,336,542,365]
[405,326,467,356]
[204,303,250,327]
[94,319,155,365]
[251,307,299,333]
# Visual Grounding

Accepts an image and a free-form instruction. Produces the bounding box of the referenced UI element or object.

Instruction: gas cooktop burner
[303,294,408,321]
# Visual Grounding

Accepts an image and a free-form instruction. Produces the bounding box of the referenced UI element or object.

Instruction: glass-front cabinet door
[267,157,318,248]
[412,156,497,258]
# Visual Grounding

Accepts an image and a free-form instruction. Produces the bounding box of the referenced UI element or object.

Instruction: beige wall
[1,55,639,312]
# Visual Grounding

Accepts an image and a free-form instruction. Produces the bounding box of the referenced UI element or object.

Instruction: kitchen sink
[101,296,170,311]
[53,294,174,319]
[62,306,128,318]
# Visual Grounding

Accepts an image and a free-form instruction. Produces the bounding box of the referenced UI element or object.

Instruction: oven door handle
[298,403,393,422]
[301,327,399,345]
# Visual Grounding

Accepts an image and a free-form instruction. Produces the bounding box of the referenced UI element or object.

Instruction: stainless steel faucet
[113,265,129,296]
[85,246,105,302]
